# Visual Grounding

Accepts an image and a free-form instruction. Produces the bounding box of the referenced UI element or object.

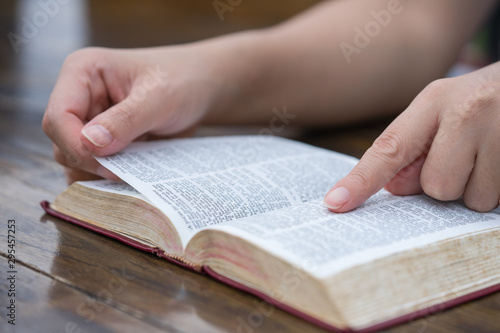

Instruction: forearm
[199,0,496,126]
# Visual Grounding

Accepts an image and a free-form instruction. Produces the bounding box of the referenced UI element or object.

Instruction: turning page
[211,192,500,279]
[95,135,358,247]
[76,179,151,202]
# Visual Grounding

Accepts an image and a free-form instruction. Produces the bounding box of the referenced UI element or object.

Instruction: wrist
[189,29,277,125]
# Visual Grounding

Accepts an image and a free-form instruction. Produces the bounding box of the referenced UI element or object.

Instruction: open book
[42,135,500,332]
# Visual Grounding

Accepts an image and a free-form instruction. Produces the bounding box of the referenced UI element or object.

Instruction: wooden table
[0,1,498,332]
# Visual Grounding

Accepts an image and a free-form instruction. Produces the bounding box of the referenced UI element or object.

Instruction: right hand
[43,46,220,183]
[324,62,500,213]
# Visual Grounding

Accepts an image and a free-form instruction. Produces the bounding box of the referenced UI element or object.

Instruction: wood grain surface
[0,1,498,332]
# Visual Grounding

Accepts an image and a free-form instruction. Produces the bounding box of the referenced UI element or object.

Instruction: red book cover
[40,200,500,333]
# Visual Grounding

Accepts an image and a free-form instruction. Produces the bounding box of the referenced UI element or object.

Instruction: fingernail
[82,124,113,147]
[324,187,350,210]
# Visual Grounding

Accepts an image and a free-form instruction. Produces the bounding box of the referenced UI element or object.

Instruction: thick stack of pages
[42,135,500,332]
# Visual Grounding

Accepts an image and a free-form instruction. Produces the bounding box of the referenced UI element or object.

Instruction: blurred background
[0,0,324,117]
[2,0,497,117]
[0,0,497,158]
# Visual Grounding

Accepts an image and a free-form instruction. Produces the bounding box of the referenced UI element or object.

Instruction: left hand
[324,61,500,213]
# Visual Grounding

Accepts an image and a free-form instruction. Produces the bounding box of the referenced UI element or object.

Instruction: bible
[41,135,500,332]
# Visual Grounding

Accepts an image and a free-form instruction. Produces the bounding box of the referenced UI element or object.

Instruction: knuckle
[63,47,106,68]
[41,112,52,136]
[456,95,494,126]
[53,148,67,166]
[421,178,462,202]
[463,181,500,212]
[464,196,498,213]
[396,162,415,179]
[445,77,498,131]
[370,131,405,161]
[60,143,83,169]
[65,151,82,168]
[51,140,84,169]
[419,78,449,102]
[348,167,374,189]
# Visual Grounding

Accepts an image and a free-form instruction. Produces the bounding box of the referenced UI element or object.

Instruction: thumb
[80,97,153,156]
[323,105,438,212]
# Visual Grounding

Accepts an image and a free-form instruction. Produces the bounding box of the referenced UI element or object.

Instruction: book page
[95,136,358,247]
[211,192,500,279]
[77,179,152,203]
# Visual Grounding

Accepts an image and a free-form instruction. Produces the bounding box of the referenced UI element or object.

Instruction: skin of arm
[43,0,497,190]
[202,0,496,126]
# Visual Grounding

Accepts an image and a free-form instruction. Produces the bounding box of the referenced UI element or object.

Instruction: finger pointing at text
[324,62,500,213]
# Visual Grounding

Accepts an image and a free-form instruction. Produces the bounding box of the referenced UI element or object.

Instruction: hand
[324,62,500,213]
[43,46,220,183]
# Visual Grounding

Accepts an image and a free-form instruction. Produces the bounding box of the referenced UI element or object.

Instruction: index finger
[323,99,439,212]
[43,58,95,170]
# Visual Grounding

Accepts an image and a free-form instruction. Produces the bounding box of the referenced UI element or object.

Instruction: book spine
[158,252,202,272]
